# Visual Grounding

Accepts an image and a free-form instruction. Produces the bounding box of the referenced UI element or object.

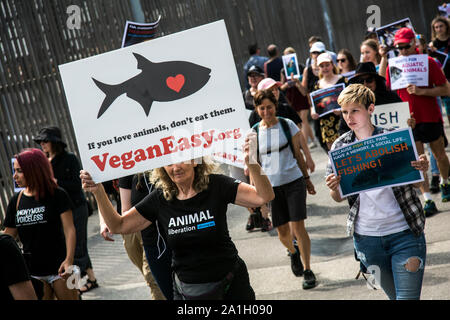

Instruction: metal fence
[0,0,445,222]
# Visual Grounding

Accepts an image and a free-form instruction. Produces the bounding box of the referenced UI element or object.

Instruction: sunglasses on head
[395,43,412,50]
[336,58,347,63]
[354,76,375,84]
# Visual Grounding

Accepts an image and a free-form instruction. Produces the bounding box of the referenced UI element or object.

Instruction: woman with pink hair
[3,148,78,300]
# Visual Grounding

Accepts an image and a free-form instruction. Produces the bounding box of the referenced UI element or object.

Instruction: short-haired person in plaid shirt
[325,84,429,300]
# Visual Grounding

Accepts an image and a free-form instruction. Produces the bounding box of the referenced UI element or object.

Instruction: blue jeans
[144,244,173,300]
[353,229,426,300]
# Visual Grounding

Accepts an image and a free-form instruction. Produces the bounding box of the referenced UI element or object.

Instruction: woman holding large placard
[80,134,274,300]
[310,53,346,151]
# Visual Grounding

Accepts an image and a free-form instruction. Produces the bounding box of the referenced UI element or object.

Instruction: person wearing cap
[34,126,98,294]
[243,43,269,89]
[250,77,315,173]
[251,89,317,290]
[243,65,266,111]
[310,53,346,152]
[384,27,450,212]
[305,40,337,68]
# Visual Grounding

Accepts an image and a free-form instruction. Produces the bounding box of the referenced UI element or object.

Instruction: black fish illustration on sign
[351,146,416,188]
[92,53,211,118]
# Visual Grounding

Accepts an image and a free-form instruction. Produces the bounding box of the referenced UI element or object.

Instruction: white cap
[310,41,326,53]
[317,53,333,66]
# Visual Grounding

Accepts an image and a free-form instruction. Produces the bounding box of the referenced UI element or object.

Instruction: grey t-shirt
[254,118,302,187]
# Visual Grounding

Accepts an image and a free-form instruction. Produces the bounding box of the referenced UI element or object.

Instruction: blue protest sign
[328,128,423,197]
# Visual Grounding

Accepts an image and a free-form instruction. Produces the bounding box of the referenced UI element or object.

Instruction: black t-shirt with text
[135,174,240,283]
[0,234,31,301]
[4,188,70,276]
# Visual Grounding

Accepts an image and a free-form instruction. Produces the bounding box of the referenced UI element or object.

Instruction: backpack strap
[16,190,24,211]
[277,117,295,155]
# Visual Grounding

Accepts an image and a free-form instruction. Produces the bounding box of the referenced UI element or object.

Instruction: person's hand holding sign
[411,154,429,172]
[406,84,424,96]
[243,131,258,166]
[325,173,343,202]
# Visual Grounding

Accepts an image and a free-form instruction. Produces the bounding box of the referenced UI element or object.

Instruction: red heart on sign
[166,74,185,92]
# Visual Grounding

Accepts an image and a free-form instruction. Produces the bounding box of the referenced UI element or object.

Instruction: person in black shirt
[0,234,37,300]
[34,126,98,293]
[429,16,450,126]
[81,133,274,300]
[104,173,173,300]
[4,148,77,300]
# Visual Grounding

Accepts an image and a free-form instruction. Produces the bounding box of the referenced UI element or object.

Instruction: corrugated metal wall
[0,0,445,222]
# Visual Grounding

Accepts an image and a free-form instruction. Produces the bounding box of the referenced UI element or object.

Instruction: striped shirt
[325,127,425,237]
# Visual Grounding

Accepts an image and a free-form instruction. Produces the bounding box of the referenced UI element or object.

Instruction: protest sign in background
[389,54,429,90]
[329,128,423,198]
[376,18,415,59]
[371,102,410,129]
[310,83,345,118]
[121,16,161,48]
[59,20,249,183]
[282,53,300,79]
[429,50,449,70]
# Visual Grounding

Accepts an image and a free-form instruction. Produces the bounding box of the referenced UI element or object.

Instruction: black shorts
[413,122,444,143]
[271,177,307,228]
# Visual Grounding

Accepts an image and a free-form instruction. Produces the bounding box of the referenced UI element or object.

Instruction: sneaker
[290,251,304,277]
[440,183,450,202]
[430,176,440,194]
[303,269,317,290]
[261,218,272,232]
[308,141,317,149]
[423,199,438,216]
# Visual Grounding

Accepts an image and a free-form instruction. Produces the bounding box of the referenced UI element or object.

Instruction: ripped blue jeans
[353,229,426,300]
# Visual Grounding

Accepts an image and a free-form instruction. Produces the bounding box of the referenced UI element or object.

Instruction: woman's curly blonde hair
[149,157,218,201]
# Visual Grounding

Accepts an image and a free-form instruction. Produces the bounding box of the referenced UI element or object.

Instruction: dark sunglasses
[354,76,375,84]
[336,58,347,63]
[395,44,412,51]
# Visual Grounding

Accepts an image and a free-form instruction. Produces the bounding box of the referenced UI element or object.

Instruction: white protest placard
[389,54,429,90]
[59,20,249,183]
[282,53,301,79]
[372,102,410,129]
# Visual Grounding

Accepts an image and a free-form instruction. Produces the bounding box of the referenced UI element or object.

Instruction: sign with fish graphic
[371,102,410,129]
[328,128,423,198]
[59,20,249,183]
[389,54,429,90]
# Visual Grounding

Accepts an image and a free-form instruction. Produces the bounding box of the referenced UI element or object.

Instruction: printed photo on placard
[388,54,429,90]
[328,128,423,198]
[376,18,415,58]
[310,83,345,118]
[121,16,161,48]
[282,53,300,79]
[59,20,250,183]
[438,4,450,18]
[429,50,449,70]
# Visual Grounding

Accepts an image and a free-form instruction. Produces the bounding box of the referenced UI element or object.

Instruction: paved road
[81,123,450,300]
